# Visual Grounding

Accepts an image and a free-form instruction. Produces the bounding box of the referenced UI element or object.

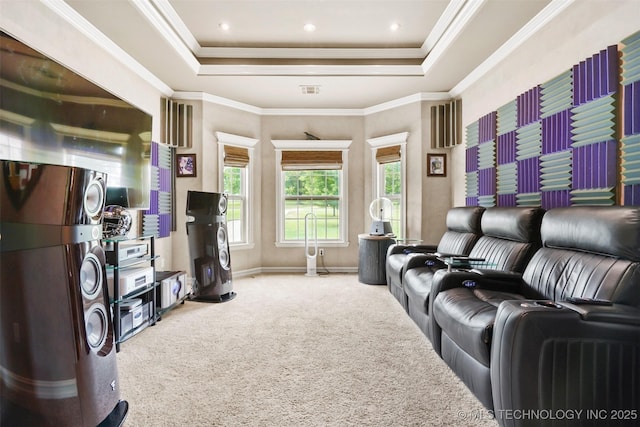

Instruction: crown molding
[421,0,486,75]
[363,92,451,115]
[215,131,259,148]
[271,140,352,150]
[171,91,263,115]
[172,90,452,117]
[367,132,409,148]
[42,0,173,96]
[130,0,200,73]
[197,47,426,59]
[449,0,575,97]
[198,64,425,77]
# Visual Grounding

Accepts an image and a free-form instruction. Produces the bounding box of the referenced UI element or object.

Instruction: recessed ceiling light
[304,23,316,32]
[219,22,230,31]
[390,22,400,32]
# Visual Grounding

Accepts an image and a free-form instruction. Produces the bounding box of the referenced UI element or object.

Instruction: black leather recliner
[385,206,484,311]
[403,207,544,342]
[431,206,640,425]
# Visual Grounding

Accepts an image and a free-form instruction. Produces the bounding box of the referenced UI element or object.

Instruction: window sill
[275,241,350,248]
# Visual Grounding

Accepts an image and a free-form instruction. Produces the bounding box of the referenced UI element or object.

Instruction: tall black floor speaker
[186,191,235,302]
[0,161,127,426]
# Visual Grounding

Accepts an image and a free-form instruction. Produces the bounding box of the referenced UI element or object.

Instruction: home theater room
[1,1,639,426]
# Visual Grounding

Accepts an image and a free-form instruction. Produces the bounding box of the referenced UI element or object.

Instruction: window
[368,133,407,238]
[272,140,352,246]
[217,132,258,248]
[283,169,341,240]
[379,161,402,236]
[223,165,246,243]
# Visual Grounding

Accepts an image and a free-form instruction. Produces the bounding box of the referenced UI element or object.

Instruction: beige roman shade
[224,145,250,167]
[375,145,401,164]
[281,150,343,170]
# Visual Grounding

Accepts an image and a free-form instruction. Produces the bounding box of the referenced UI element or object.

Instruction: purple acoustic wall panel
[466,145,479,173]
[517,157,541,194]
[571,140,617,205]
[542,189,571,209]
[573,46,618,107]
[497,131,517,164]
[497,194,517,207]
[477,112,497,207]
[465,121,480,206]
[141,142,173,237]
[517,86,541,128]
[479,111,497,143]
[621,30,640,206]
[542,110,572,154]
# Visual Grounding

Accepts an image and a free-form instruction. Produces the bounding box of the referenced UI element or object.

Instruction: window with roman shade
[368,133,408,238]
[272,140,351,246]
[217,132,258,248]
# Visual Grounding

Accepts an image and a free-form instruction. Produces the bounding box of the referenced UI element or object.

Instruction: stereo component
[156,271,187,309]
[107,266,154,298]
[105,242,148,264]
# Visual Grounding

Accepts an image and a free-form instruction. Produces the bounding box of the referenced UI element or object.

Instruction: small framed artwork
[427,153,446,177]
[176,153,197,178]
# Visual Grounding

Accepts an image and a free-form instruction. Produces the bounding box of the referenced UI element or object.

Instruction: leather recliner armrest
[387,244,438,256]
[558,302,640,326]
[491,300,640,427]
[404,253,446,271]
[428,269,525,355]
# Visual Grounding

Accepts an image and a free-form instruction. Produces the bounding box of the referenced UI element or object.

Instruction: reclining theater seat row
[430,206,640,424]
[404,207,544,342]
[385,206,484,311]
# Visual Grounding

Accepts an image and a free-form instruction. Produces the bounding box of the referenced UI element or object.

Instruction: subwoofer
[186,191,235,302]
[0,161,127,426]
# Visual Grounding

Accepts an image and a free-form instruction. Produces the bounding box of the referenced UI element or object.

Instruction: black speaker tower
[0,161,127,426]
[186,191,235,302]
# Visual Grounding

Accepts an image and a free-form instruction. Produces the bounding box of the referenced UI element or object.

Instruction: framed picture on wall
[427,153,446,177]
[176,153,197,177]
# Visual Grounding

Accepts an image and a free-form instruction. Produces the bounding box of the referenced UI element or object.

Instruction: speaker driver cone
[85,303,108,351]
[80,252,102,300]
[218,248,230,270]
[84,178,105,220]
[218,195,227,215]
[216,226,227,247]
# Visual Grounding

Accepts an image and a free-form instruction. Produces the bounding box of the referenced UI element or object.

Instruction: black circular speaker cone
[86,304,108,350]
[84,178,105,220]
[80,252,102,300]
[217,226,227,247]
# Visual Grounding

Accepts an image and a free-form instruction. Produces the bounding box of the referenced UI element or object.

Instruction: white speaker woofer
[80,252,103,300]
[84,178,105,221]
[85,303,108,351]
[218,248,230,270]
[218,195,227,214]
[217,226,227,247]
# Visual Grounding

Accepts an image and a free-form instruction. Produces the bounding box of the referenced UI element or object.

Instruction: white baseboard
[233,266,358,277]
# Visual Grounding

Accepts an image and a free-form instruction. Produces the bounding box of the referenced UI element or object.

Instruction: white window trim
[367,132,408,238]
[271,139,352,248]
[216,131,258,250]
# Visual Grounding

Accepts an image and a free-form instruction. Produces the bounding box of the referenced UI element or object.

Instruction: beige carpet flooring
[116,273,498,426]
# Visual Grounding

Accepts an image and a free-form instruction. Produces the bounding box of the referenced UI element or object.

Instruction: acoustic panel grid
[141,141,173,238]
[621,31,640,205]
[465,32,640,208]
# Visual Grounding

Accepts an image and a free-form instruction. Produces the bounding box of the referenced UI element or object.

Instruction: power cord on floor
[318,254,330,275]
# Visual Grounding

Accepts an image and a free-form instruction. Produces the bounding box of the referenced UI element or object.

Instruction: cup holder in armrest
[534,300,563,309]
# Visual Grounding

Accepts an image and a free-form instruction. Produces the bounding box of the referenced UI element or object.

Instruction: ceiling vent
[300,85,321,95]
